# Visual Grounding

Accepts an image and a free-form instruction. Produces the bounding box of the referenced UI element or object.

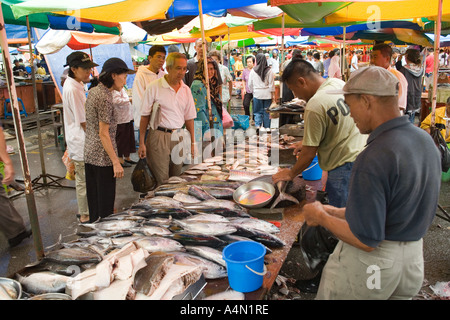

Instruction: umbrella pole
[198,1,213,132]
[0,8,44,259]
[342,26,347,81]
[431,0,443,127]
[280,13,285,101]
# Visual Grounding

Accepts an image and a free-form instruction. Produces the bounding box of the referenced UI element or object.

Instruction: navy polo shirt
[345,116,441,248]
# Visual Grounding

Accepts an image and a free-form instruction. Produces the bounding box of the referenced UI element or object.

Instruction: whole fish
[173,220,236,237]
[228,217,280,234]
[82,220,140,231]
[134,252,174,296]
[186,245,226,267]
[0,282,18,300]
[183,213,230,223]
[137,196,185,208]
[173,191,202,204]
[76,230,134,238]
[129,226,172,236]
[233,226,285,248]
[172,252,227,279]
[271,181,300,209]
[203,187,235,199]
[188,207,250,218]
[219,235,273,254]
[44,247,103,265]
[143,217,172,228]
[172,232,227,248]
[134,236,184,253]
[136,208,192,220]
[184,199,247,214]
[188,185,216,201]
[100,213,146,222]
[16,272,71,294]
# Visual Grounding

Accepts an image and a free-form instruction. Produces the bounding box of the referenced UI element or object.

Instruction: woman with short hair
[84,58,135,222]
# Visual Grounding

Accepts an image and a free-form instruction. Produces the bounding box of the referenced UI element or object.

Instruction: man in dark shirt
[13,60,27,75]
[302,66,441,299]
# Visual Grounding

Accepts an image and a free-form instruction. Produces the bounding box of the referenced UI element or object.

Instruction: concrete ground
[0,105,449,300]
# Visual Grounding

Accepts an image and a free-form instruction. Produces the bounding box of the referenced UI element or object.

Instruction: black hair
[313,52,320,60]
[148,45,166,58]
[246,55,255,64]
[372,43,393,58]
[99,68,129,88]
[329,50,335,58]
[281,58,318,83]
[292,49,302,59]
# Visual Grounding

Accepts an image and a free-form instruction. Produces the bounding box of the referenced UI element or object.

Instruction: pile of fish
[11,171,291,300]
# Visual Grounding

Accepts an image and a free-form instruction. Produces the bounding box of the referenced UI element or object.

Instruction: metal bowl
[233,181,276,209]
[0,277,22,300]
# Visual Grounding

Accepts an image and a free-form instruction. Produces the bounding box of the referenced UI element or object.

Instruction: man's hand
[272,168,293,184]
[1,162,14,185]
[138,144,146,159]
[302,201,327,227]
[291,140,303,156]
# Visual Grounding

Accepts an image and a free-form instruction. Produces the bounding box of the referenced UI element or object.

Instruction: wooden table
[203,178,324,300]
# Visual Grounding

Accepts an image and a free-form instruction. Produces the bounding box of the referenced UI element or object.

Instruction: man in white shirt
[62,51,98,223]
[132,45,166,130]
[138,53,197,186]
[350,50,361,73]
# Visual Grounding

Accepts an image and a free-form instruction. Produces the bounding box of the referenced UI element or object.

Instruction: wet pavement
[1,113,449,300]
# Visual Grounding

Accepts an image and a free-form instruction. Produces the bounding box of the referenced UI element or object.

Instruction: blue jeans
[325,162,354,208]
[253,98,271,128]
[406,111,416,124]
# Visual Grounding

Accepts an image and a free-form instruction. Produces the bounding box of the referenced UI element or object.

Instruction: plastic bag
[231,114,250,131]
[222,108,234,129]
[431,125,450,172]
[131,158,156,193]
[62,149,75,180]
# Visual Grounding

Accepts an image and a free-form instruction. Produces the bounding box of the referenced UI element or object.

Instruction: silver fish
[16,272,70,294]
[188,185,216,200]
[173,191,202,204]
[76,230,134,238]
[183,213,230,223]
[185,245,226,267]
[82,220,140,231]
[228,217,280,234]
[129,226,172,236]
[233,225,285,248]
[44,247,103,265]
[173,220,236,236]
[172,252,227,280]
[0,282,18,300]
[134,236,184,253]
[271,181,300,209]
[134,252,175,296]
[138,196,185,208]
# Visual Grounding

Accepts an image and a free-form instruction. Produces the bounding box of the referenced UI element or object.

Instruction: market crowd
[0,40,446,302]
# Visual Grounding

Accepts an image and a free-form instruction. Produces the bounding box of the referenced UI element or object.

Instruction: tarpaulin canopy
[166,0,267,18]
[227,4,283,19]
[1,3,120,34]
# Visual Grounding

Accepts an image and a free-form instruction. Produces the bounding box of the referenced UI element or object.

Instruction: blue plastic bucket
[222,241,266,293]
[302,155,322,181]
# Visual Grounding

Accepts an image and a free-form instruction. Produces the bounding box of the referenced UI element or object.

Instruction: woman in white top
[248,53,275,128]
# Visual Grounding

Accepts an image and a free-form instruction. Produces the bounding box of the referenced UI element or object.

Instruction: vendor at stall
[302,66,441,300]
[420,96,450,142]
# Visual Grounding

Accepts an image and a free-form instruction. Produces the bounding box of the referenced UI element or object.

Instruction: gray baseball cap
[328,66,399,96]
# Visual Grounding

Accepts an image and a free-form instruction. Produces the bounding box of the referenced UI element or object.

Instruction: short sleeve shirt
[302,78,367,171]
[346,116,441,247]
[84,83,117,167]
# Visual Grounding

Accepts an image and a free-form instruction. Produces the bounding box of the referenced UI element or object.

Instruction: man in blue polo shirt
[302,66,441,299]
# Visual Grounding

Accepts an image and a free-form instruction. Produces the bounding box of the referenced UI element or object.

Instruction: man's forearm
[139,115,150,145]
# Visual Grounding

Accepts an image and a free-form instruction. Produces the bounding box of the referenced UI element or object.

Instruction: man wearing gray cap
[302,66,441,299]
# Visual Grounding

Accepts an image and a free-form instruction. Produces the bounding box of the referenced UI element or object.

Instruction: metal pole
[198,0,213,130]
[342,26,347,81]
[431,0,443,127]
[0,7,44,259]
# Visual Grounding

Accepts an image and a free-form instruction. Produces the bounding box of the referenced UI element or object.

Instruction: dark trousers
[85,163,116,222]
[243,92,253,117]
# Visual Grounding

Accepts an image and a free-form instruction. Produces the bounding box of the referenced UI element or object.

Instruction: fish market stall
[2,132,323,300]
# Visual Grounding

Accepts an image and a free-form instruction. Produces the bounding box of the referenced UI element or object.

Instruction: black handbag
[431,125,450,172]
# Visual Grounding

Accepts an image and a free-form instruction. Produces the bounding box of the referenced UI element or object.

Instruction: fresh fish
[219,234,273,254]
[204,155,223,163]
[186,245,226,267]
[129,226,172,236]
[173,191,202,204]
[183,170,205,175]
[233,226,285,248]
[0,282,18,300]
[76,230,134,238]
[137,196,185,208]
[165,176,187,184]
[183,213,230,223]
[184,199,246,213]
[189,163,214,171]
[82,220,140,231]
[172,232,227,248]
[172,252,227,279]
[188,207,251,218]
[203,187,235,199]
[144,217,173,228]
[136,207,192,220]
[44,247,103,265]
[16,272,70,294]
[173,220,236,236]
[134,236,184,253]
[137,264,203,300]
[110,236,143,248]
[228,169,261,182]
[134,252,174,296]
[271,181,300,209]
[203,289,245,300]
[100,213,146,222]
[188,185,216,200]
[228,218,280,234]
